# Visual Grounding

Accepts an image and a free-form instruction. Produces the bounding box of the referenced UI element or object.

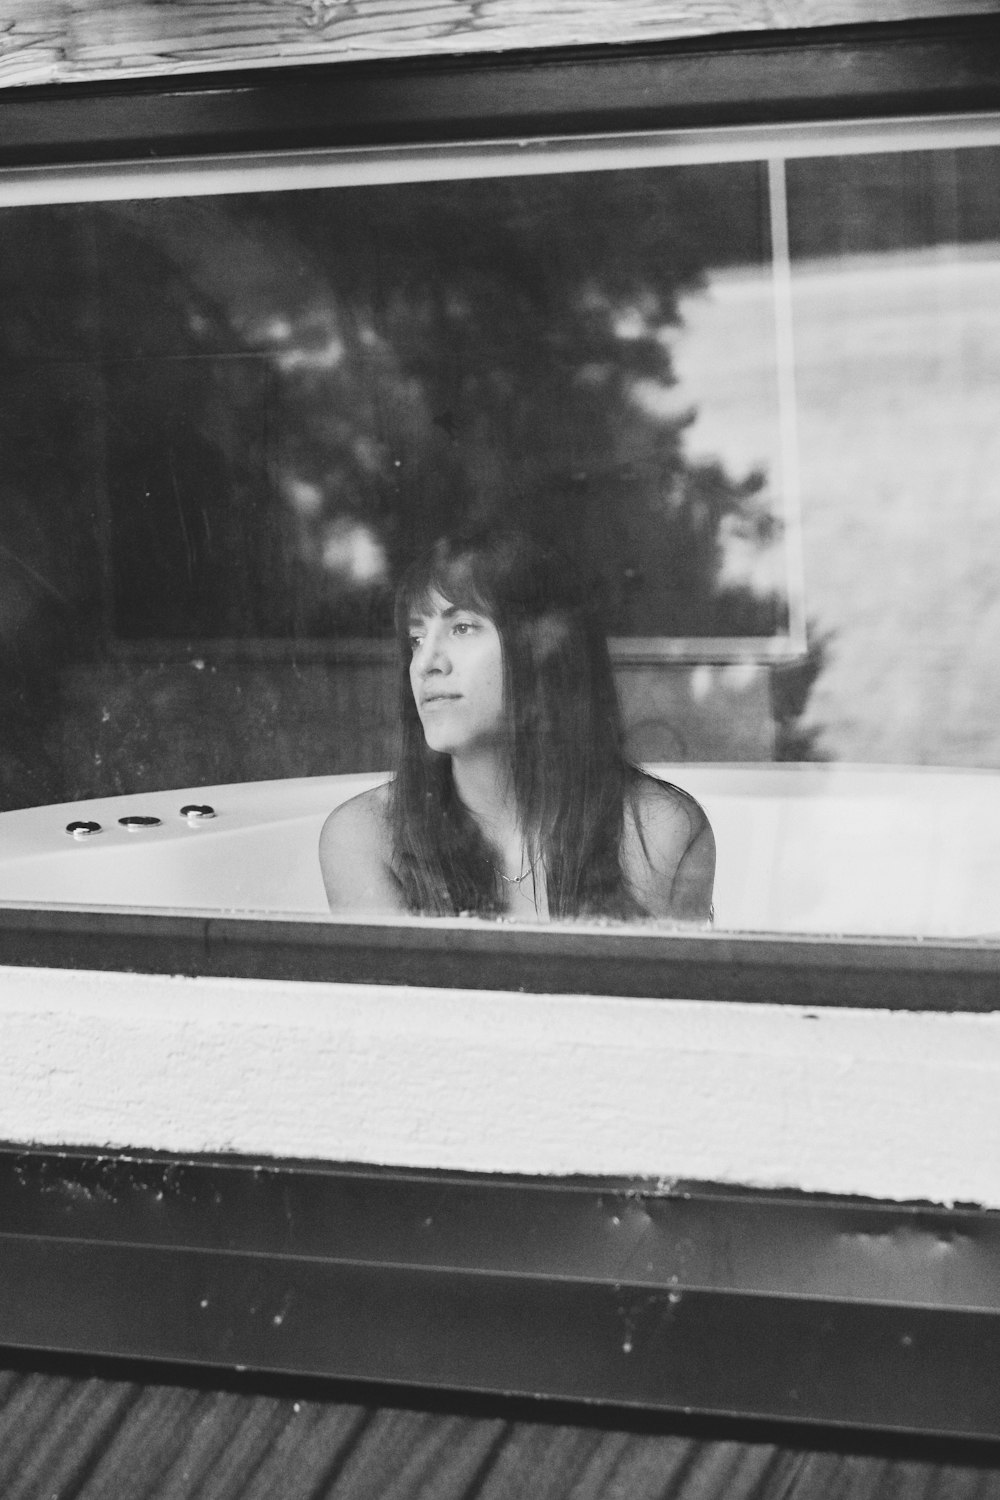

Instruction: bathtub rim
[5,758,1000,948]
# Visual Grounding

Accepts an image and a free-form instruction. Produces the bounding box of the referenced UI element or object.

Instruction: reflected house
[3,10,1000,1491]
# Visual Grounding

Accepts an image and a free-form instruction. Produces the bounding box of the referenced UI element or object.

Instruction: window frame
[0,904,997,1012]
[1,1143,999,1442]
[1,18,1000,1439]
[2,16,1000,170]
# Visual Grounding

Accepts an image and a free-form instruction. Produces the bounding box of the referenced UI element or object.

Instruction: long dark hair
[389,528,646,918]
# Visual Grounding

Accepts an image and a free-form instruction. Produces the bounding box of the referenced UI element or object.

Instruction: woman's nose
[417,630,450,674]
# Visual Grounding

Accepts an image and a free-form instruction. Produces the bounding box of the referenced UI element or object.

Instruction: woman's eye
[408,634,423,653]
[451,620,475,636]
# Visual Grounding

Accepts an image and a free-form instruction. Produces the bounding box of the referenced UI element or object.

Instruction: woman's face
[407,590,505,758]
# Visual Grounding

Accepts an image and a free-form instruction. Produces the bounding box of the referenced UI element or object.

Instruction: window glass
[1,125,998,937]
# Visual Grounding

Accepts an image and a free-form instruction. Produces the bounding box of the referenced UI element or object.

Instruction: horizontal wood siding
[1,1,999,87]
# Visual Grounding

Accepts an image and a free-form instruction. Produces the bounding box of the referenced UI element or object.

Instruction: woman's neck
[451,749,526,873]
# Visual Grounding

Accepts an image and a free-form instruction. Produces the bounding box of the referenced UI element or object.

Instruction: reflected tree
[0,164,813,805]
[96,164,788,643]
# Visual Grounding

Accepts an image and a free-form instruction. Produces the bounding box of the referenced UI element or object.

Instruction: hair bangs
[394,540,497,637]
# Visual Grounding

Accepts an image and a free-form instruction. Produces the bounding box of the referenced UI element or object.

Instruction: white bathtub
[0,763,998,937]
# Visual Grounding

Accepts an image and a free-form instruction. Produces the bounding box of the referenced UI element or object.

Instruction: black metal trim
[0,905,998,1011]
[2,1146,999,1440]
[0,17,999,168]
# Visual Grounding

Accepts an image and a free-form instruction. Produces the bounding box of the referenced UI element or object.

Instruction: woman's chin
[421,729,497,760]
[418,710,506,760]
[420,723,460,756]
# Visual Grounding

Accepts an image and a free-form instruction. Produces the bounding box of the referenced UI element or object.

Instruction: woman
[320,529,715,922]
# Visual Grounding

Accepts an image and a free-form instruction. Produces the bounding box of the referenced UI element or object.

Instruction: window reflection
[0,129,997,937]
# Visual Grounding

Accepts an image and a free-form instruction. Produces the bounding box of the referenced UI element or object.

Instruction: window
[1,27,998,994]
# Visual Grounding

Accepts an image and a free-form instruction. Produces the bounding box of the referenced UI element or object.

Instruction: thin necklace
[493,855,536,887]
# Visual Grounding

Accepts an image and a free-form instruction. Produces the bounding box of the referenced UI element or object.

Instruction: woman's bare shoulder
[321,781,392,835]
[319,781,404,913]
[629,774,707,846]
[625,772,716,922]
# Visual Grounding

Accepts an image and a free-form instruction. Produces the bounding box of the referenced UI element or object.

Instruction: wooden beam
[2,1,1000,89]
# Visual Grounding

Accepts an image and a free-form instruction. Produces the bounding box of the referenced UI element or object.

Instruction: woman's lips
[421,692,461,707]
